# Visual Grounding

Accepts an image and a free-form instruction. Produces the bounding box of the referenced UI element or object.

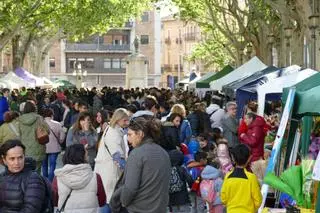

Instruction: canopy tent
[15,67,45,87]
[0,72,29,88]
[196,65,233,89]
[257,68,317,115]
[234,65,301,118]
[210,57,267,91]
[52,79,76,89]
[189,72,215,90]
[222,66,278,100]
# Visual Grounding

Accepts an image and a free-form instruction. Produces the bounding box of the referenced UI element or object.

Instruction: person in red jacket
[239,112,266,163]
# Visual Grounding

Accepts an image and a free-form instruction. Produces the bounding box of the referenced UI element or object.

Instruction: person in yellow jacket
[221,144,262,213]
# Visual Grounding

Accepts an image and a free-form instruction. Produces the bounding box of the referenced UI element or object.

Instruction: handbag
[56,190,73,213]
[36,118,49,145]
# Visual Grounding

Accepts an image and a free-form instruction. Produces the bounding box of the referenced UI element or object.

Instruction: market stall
[210,56,267,91]
[234,65,301,118]
[195,65,233,97]
[257,68,317,116]
[188,71,215,90]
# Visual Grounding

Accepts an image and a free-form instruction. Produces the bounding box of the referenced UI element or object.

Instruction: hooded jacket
[241,116,266,162]
[201,165,224,205]
[53,164,105,213]
[0,119,20,146]
[206,104,225,129]
[160,121,180,151]
[18,112,49,162]
[0,158,46,213]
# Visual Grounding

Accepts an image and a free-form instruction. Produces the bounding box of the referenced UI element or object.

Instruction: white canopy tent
[257,68,318,115]
[210,56,267,91]
[0,72,28,89]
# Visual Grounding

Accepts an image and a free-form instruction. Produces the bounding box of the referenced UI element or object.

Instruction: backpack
[200,179,216,204]
[169,166,184,193]
[21,172,54,213]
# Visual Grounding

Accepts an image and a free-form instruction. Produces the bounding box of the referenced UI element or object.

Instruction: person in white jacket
[206,98,225,129]
[94,108,130,204]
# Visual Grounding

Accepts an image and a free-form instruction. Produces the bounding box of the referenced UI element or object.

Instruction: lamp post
[309,14,319,69]
[267,34,275,65]
[246,43,253,60]
[284,27,293,66]
[73,62,87,89]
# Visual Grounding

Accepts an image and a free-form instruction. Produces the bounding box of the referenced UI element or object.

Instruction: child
[221,144,262,213]
[197,133,216,164]
[216,138,233,175]
[200,161,224,213]
[168,150,194,212]
[187,151,208,213]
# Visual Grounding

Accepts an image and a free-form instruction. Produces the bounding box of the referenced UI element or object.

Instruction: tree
[0,0,153,71]
[173,0,316,67]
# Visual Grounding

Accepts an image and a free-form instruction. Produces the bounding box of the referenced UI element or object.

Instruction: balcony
[185,34,196,41]
[174,64,183,70]
[65,43,131,52]
[176,38,183,44]
[163,64,171,69]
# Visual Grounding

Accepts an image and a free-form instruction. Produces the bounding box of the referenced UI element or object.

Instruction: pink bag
[200,179,216,204]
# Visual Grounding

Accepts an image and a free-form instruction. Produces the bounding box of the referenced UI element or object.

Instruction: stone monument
[125,36,148,89]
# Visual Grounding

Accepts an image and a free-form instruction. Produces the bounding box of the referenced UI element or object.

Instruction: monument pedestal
[126,53,148,89]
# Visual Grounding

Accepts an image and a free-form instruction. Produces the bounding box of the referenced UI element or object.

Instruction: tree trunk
[12,35,23,70]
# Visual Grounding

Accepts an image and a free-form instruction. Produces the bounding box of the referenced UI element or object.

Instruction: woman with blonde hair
[94,108,130,205]
[171,104,192,144]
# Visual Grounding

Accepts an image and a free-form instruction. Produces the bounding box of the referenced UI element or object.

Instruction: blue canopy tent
[235,65,301,118]
[222,66,278,100]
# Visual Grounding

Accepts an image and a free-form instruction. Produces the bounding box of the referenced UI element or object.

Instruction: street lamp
[309,14,319,69]
[73,63,87,89]
[267,34,275,65]
[246,43,253,60]
[284,27,293,66]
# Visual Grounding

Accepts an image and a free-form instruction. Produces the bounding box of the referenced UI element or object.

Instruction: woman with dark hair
[159,113,181,151]
[0,111,20,145]
[42,108,65,182]
[93,109,109,140]
[52,144,106,213]
[18,101,49,172]
[0,139,46,213]
[66,112,97,169]
[110,117,171,213]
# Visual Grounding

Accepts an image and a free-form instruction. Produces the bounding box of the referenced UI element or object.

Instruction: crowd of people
[0,86,281,213]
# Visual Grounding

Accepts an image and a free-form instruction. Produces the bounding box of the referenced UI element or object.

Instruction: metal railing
[66,43,131,51]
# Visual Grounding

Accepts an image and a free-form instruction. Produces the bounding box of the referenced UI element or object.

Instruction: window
[49,58,55,68]
[85,58,94,68]
[104,58,111,69]
[140,35,149,45]
[68,58,76,69]
[77,58,85,69]
[112,58,120,69]
[121,59,127,68]
[141,12,149,22]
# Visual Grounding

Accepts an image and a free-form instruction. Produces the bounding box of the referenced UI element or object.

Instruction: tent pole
[301,116,313,157]
[283,120,298,169]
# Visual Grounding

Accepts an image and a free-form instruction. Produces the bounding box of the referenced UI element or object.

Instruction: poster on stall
[258,88,296,213]
[312,151,320,181]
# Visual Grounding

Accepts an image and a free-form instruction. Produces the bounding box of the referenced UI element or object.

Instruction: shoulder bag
[56,190,73,213]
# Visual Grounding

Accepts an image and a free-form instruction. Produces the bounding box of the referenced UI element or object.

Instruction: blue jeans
[42,153,59,182]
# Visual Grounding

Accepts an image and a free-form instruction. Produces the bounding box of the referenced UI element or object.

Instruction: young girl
[216,138,233,175]
[200,161,224,213]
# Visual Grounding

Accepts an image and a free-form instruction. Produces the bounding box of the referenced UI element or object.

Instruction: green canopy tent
[194,65,234,97]
[189,71,215,90]
[281,72,320,212]
[195,65,234,88]
[53,79,76,89]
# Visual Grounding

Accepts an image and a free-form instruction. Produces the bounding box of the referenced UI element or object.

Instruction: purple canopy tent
[15,67,44,86]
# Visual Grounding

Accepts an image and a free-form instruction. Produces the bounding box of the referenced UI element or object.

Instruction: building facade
[161,15,204,87]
